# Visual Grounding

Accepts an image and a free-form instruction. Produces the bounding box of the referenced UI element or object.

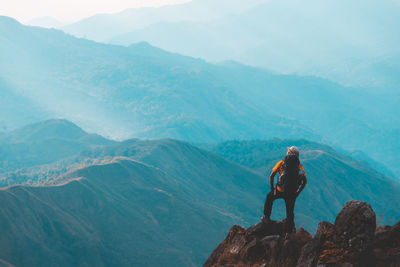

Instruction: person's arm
[296,174,307,196]
[269,170,278,191]
[269,160,282,191]
[296,164,307,196]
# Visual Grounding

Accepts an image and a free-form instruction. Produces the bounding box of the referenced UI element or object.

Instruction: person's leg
[284,194,296,233]
[264,189,283,219]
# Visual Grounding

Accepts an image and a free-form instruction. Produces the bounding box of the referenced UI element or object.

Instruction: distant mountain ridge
[1,119,87,143]
[0,119,114,180]
[61,0,266,42]
[1,15,398,178]
[0,16,317,142]
[62,0,400,91]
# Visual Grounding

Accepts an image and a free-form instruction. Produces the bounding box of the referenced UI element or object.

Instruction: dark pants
[264,189,297,233]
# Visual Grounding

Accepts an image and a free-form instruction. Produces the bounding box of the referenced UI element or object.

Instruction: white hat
[287,146,299,156]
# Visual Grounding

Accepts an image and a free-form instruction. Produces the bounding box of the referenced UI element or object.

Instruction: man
[261,146,307,233]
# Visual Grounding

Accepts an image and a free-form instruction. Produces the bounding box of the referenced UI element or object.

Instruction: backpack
[278,154,300,193]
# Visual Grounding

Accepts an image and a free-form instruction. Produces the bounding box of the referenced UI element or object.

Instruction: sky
[0,0,190,23]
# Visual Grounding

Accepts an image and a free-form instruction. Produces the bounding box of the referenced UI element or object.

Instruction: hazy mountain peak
[129,41,152,48]
[128,41,169,55]
[3,119,87,144]
[0,16,22,28]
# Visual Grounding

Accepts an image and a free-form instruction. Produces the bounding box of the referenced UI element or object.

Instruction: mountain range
[0,16,398,178]
[1,2,399,266]
[0,156,261,266]
[0,119,399,266]
[61,0,400,91]
[0,16,316,142]
[61,0,265,43]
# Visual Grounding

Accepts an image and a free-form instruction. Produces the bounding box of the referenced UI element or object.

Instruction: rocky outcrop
[204,219,312,267]
[204,200,400,267]
[314,200,376,266]
[374,221,400,266]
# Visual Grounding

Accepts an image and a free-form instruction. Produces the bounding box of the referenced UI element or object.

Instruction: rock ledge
[204,200,400,267]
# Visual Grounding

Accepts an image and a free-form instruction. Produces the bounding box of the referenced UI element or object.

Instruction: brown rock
[316,221,334,236]
[374,221,400,267]
[203,225,246,267]
[297,233,326,267]
[205,201,400,267]
[204,219,309,267]
[332,200,376,266]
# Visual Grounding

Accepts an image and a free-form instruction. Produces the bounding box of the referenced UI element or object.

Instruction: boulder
[313,200,376,266]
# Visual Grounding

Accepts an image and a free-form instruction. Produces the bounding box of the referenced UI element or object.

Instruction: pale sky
[0,0,190,23]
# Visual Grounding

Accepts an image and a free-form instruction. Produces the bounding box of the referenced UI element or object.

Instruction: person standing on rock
[261,146,307,233]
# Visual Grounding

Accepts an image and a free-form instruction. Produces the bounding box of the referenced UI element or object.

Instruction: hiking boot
[261,216,271,224]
